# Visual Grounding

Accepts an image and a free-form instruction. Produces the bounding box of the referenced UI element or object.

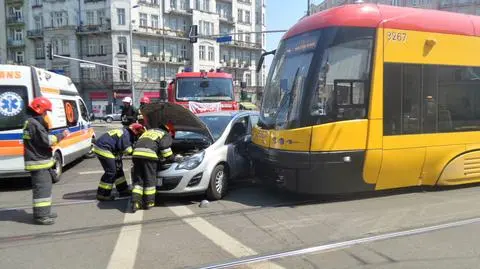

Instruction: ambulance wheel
[53,152,63,183]
[206,164,228,201]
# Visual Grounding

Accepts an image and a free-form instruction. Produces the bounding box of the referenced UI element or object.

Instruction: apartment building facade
[1,0,266,115]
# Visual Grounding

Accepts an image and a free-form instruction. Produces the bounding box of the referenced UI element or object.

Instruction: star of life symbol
[0,92,23,117]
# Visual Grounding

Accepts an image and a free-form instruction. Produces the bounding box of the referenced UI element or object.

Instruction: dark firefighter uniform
[131,128,174,211]
[93,128,136,200]
[23,115,66,223]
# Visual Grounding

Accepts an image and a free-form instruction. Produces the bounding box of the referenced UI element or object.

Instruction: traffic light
[189,25,198,43]
[46,44,53,60]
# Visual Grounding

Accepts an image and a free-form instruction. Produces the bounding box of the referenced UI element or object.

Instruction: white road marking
[168,205,286,269]
[106,171,143,269]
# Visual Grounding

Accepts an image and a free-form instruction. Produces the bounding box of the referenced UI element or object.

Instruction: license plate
[157,178,163,187]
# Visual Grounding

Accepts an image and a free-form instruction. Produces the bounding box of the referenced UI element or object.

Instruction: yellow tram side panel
[377,27,480,189]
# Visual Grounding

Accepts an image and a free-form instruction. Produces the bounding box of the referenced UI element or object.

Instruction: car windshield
[176,78,234,101]
[0,85,28,131]
[174,115,232,141]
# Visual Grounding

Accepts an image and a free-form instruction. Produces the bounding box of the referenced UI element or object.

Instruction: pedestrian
[23,97,70,225]
[130,123,175,212]
[93,123,146,201]
[120,96,137,127]
[137,96,151,125]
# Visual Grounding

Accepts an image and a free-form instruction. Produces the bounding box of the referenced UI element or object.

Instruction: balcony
[7,16,25,25]
[7,40,25,47]
[237,0,252,4]
[218,15,234,24]
[135,27,189,40]
[138,0,160,7]
[76,23,111,34]
[169,7,193,16]
[148,55,191,66]
[32,3,43,8]
[6,0,23,4]
[27,29,44,38]
[221,40,262,50]
[222,60,252,70]
[84,0,105,3]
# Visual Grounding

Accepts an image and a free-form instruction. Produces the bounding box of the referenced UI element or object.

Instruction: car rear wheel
[206,164,228,200]
[105,117,113,123]
[52,151,63,183]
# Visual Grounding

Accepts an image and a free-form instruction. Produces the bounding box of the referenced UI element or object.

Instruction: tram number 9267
[387,31,408,42]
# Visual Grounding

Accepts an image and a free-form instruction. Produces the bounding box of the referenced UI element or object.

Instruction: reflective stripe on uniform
[161,148,173,158]
[49,135,58,146]
[123,146,133,155]
[25,159,55,171]
[33,197,52,208]
[144,187,156,196]
[92,145,115,159]
[99,182,113,190]
[115,177,126,185]
[107,129,124,137]
[139,129,164,140]
[132,147,158,159]
[132,185,143,195]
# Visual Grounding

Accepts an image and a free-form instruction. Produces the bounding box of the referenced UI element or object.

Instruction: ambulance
[0,65,95,181]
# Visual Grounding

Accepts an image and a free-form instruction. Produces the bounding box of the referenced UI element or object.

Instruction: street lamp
[130,4,139,106]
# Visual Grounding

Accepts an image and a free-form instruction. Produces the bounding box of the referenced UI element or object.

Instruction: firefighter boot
[131,200,142,213]
[144,201,155,210]
[34,216,55,225]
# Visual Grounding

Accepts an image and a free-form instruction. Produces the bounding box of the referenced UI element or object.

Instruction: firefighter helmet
[122,96,132,104]
[29,97,53,115]
[140,96,151,104]
[129,123,145,136]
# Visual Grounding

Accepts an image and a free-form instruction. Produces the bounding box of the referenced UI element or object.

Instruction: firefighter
[130,123,174,212]
[93,123,146,201]
[23,97,70,225]
[120,96,137,127]
[137,96,150,125]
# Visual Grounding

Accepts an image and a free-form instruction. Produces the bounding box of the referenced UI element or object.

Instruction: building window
[118,37,127,54]
[181,44,187,59]
[88,41,96,55]
[35,42,44,58]
[199,45,205,60]
[245,73,251,86]
[99,43,106,55]
[16,51,24,64]
[171,0,177,8]
[245,33,251,43]
[203,0,210,11]
[101,67,108,80]
[14,29,23,40]
[61,39,69,55]
[35,16,42,30]
[151,15,159,29]
[86,11,95,25]
[181,0,188,9]
[117,8,125,25]
[97,10,105,25]
[208,46,214,61]
[384,63,480,135]
[238,9,243,23]
[245,11,250,24]
[119,65,128,81]
[139,13,147,27]
[53,39,59,54]
[53,12,66,27]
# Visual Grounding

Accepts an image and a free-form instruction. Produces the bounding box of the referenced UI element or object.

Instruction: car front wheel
[52,151,63,183]
[105,117,113,123]
[206,164,228,200]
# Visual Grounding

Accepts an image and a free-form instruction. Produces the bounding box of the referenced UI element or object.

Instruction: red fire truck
[167,68,239,114]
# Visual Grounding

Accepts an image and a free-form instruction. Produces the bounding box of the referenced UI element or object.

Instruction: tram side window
[384,63,480,135]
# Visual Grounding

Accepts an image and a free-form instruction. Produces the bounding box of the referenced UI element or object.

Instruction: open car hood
[141,102,214,142]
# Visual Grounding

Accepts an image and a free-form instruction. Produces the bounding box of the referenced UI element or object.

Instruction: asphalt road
[2,123,480,269]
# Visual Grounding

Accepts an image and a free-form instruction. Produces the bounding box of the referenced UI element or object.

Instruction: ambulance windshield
[0,86,28,131]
